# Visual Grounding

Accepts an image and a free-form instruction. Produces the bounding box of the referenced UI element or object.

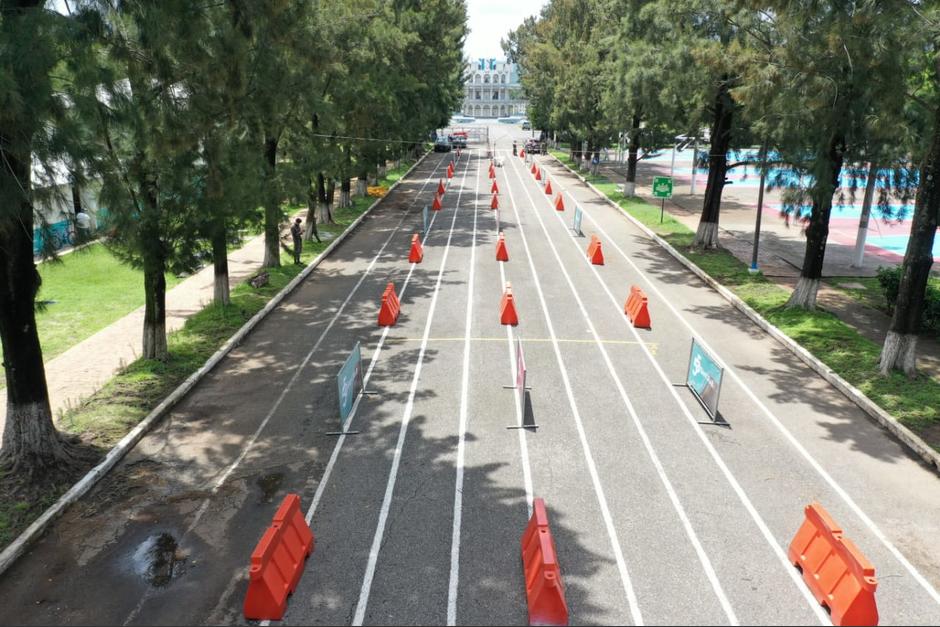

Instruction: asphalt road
[2,124,940,626]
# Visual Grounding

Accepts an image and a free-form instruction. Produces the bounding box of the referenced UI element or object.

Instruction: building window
[484,74,490,84]
[475,90,481,100]
[475,73,481,84]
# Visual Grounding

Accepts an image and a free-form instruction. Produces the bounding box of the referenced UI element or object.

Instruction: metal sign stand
[504,337,536,430]
[328,342,378,436]
[673,338,727,426]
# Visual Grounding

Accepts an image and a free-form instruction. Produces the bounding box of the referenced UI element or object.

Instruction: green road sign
[653,176,673,199]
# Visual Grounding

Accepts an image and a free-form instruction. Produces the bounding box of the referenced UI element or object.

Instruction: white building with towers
[461,58,528,119]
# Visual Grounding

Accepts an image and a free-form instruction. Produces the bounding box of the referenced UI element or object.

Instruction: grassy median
[551,149,940,449]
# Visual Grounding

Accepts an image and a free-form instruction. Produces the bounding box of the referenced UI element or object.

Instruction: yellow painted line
[389,336,655,349]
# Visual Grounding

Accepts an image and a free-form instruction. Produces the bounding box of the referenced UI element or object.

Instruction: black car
[434,137,452,152]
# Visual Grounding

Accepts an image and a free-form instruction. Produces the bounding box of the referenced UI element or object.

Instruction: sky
[464,0,547,61]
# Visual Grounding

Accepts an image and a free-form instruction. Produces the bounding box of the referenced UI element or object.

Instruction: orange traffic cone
[437,180,446,195]
[500,282,519,326]
[491,194,499,210]
[535,168,542,181]
[587,235,604,265]
[409,233,423,263]
[531,163,537,174]
[489,166,496,180]
[496,232,509,262]
[432,194,442,211]
[545,179,553,195]
[491,180,499,194]
[520,149,526,159]
[447,164,454,179]
[554,193,565,211]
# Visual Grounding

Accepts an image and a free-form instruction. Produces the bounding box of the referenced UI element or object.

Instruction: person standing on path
[290,218,303,265]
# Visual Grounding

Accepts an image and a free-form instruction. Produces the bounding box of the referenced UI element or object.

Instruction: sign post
[685,338,724,423]
[572,205,583,237]
[332,342,367,435]
[504,337,536,429]
[653,176,673,224]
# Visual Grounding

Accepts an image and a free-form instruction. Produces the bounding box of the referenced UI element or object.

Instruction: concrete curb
[0,152,431,577]
[549,153,940,475]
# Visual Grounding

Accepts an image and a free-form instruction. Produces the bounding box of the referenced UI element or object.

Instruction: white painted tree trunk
[624,181,636,197]
[339,190,351,208]
[693,221,720,248]
[356,179,368,196]
[213,272,230,306]
[142,319,168,360]
[879,331,918,376]
[317,201,330,224]
[786,277,821,310]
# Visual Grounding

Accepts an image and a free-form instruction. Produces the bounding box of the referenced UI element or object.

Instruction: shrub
[877,266,940,334]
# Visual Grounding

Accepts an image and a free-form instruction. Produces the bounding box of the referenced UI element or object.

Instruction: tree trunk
[211,216,230,306]
[304,176,321,242]
[0,136,73,473]
[694,77,734,249]
[139,177,168,361]
[376,162,386,181]
[316,172,329,224]
[326,178,336,223]
[851,162,878,268]
[880,100,940,376]
[262,135,281,268]
[786,133,846,309]
[356,170,368,197]
[625,112,641,197]
[341,177,351,208]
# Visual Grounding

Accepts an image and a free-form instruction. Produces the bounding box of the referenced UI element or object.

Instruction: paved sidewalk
[1,232,271,438]
[586,154,940,383]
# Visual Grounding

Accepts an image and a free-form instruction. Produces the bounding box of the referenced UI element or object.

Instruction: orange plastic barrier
[500,282,519,326]
[432,194,442,211]
[489,166,496,180]
[496,232,509,262]
[624,286,651,329]
[243,494,315,621]
[437,180,446,195]
[409,234,423,264]
[789,503,879,626]
[554,194,565,212]
[378,282,401,326]
[521,498,569,626]
[587,235,604,265]
[520,149,526,159]
[447,164,454,179]
[531,163,537,175]
[491,180,500,194]
[535,168,542,181]
[545,179,553,195]
[491,194,500,210]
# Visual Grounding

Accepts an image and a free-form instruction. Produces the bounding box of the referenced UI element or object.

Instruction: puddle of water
[132,533,186,587]
[256,472,284,504]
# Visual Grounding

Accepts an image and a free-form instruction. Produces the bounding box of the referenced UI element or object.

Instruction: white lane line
[504,159,645,626]
[123,156,446,627]
[529,161,829,624]
[506,158,739,625]
[352,152,473,627]
[446,151,480,627]
[552,162,940,606]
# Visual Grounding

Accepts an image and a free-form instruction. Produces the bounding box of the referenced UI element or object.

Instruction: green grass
[0,156,417,551]
[550,149,940,448]
[2,246,182,367]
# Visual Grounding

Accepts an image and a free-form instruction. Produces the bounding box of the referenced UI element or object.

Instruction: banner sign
[337,342,364,425]
[573,205,583,236]
[686,338,723,419]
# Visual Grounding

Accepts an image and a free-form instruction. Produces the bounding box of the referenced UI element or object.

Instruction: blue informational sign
[686,338,723,419]
[337,342,364,425]
[573,206,583,236]
[423,205,429,235]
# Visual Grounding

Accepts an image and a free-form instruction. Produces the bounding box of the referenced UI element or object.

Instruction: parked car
[524,138,540,153]
[434,137,452,152]
[451,132,468,149]
[521,120,531,130]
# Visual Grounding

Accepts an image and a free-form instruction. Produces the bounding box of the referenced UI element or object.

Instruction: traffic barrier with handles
[586,235,604,265]
[243,494,314,621]
[491,194,500,210]
[545,179,553,195]
[500,282,519,326]
[521,498,569,626]
[492,180,500,194]
[408,234,423,264]
[624,285,651,329]
[378,282,401,327]
[432,194,442,211]
[789,502,879,626]
[437,180,446,196]
[496,232,509,262]
[554,194,565,212]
